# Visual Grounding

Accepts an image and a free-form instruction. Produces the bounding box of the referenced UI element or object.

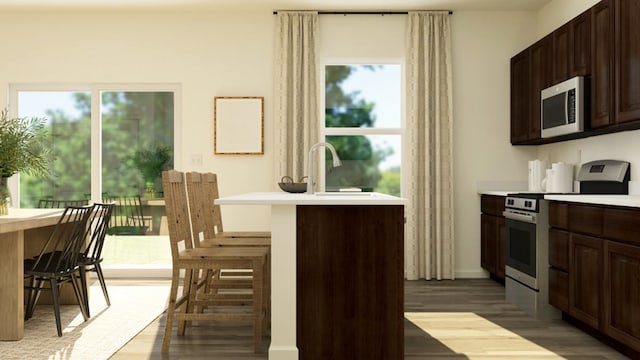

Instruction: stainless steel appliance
[577,159,630,194]
[541,76,585,139]
[503,193,560,320]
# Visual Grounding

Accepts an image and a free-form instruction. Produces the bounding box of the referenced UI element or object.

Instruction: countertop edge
[216,192,406,206]
[544,194,640,208]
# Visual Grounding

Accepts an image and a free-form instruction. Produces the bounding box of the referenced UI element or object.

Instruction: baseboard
[455,269,490,279]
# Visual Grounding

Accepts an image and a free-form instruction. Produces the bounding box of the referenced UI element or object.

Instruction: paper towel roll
[528,160,546,192]
[543,168,555,192]
[551,162,574,193]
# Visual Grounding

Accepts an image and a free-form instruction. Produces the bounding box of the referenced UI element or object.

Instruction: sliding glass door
[13,84,178,276]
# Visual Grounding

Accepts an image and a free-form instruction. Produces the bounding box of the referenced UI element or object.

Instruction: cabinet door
[549,267,570,312]
[570,9,591,78]
[604,241,640,352]
[615,0,640,123]
[530,35,554,140]
[496,217,506,280]
[549,229,569,271]
[510,49,531,144]
[591,0,615,128]
[554,22,571,83]
[481,214,497,274]
[570,233,603,329]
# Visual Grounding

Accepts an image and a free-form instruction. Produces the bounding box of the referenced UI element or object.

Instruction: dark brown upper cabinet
[591,0,615,129]
[554,9,591,84]
[569,9,591,78]
[511,0,640,145]
[615,0,640,124]
[592,0,640,129]
[530,34,554,140]
[510,49,532,144]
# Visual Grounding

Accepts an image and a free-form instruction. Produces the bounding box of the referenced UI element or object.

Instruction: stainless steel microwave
[541,76,584,139]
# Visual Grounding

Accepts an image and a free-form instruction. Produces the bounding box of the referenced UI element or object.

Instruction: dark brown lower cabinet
[296,205,404,360]
[569,233,603,329]
[604,241,640,351]
[480,195,506,282]
[549,268,569,312]
[549,201,640,357]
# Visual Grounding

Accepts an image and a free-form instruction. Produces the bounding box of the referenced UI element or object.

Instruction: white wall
[452,11,537,277]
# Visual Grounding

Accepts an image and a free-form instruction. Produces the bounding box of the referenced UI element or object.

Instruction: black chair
[78,202,115,317]
[24,205,95,336]
[37,199,89,208]
[102,195,148,235]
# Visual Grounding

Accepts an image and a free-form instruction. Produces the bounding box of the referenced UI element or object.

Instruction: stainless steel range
[503,193,560,320]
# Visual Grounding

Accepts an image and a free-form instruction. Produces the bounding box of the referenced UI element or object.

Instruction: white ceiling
[0,0,551,12]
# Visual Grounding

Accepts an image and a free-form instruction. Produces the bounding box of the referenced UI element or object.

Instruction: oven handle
[503,210,536,224]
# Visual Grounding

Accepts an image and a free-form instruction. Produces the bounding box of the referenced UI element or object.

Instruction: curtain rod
[272,10,453,15]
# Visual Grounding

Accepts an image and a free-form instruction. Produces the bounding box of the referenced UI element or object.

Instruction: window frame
[8,83,182,205]
[320,58,405,194]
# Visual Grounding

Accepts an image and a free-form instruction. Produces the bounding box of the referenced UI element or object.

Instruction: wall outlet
[191,154,203,166]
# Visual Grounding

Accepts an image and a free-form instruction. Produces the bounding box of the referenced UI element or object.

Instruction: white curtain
[405,11,455,280]
[274,11,320,181]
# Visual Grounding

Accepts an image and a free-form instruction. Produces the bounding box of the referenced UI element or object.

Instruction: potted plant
[130,145,172,198]
[0,108,51,215]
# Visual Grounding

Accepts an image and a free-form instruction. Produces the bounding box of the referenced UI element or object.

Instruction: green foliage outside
[19,92,174,207]
[324,65,400,196]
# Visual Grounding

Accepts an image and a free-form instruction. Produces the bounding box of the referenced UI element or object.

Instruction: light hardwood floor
[111,279,629,359]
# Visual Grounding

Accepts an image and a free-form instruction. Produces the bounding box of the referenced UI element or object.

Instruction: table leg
[0,231,24,340]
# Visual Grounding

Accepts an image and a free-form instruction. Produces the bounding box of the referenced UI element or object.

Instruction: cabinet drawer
[549,268,569,312]
[549,229,569,271]
[549,202,569,229]
[481,195,505,216]
[569,204,603,237]
[603,207,640,246]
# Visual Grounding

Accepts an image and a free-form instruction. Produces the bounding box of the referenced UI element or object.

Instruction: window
[322,63,403,196]
[12,84,178,274]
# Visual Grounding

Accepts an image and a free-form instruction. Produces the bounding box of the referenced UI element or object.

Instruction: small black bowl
[278,182,307,193]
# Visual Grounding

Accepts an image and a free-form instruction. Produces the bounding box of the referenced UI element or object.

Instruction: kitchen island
[215,192,405,360]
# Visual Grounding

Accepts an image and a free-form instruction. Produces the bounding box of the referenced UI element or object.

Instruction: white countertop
[215,191,406,205]
[544,194,640,208]
[478,190,513,197]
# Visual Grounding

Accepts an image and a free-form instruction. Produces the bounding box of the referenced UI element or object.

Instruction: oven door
[504,212,538,290]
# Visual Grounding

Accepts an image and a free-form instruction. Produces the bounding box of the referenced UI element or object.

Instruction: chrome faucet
[307,142,342,194]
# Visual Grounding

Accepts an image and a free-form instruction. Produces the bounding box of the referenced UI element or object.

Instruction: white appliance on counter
[528,160,546,192]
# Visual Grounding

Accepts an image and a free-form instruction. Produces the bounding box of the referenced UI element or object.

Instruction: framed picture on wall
[213,96,264,155]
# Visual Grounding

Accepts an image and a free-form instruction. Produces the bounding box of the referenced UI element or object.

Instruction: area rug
[0,284,169,360]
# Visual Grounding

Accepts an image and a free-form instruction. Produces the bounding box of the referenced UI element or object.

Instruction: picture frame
[213,96,264,155]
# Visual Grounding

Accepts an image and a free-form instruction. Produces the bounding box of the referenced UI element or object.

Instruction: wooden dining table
[0,208,66,340]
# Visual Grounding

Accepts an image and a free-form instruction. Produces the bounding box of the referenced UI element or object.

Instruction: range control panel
[505,196,540,213]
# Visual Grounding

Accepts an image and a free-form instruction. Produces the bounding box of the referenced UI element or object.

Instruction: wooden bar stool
[161,170,268,353]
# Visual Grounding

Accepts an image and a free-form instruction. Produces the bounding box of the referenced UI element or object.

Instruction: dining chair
[161,170,269,353]
[185,172,271,317]
[37,199,89,208]
[102,195,148,235]
[78,202,115,317]
[203,172,271,239]
[24,205,95,336]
